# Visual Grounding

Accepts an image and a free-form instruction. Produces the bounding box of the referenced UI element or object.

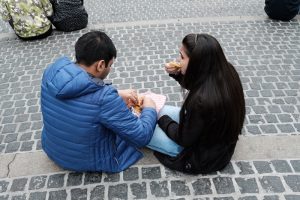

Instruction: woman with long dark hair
[147,33,246,174]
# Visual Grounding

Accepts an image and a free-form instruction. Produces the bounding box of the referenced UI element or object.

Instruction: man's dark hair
[75,31,117,66]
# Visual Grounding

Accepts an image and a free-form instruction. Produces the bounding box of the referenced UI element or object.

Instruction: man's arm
[98,87,157,148]
[0,1,11,22]
[41,0,53,17]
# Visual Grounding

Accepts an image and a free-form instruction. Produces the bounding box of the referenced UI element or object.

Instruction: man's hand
[118,89,138,107]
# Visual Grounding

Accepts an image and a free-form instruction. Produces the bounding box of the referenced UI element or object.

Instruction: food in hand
[132,97,143,114]
[169,61,181,69]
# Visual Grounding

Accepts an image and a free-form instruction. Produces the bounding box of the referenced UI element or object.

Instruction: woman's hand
[142,96,156,109]
[118,89,138,107]
[165,62,181,75]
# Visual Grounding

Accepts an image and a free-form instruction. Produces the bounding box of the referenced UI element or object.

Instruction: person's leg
[146,105,183,157]
[158,105,181,122]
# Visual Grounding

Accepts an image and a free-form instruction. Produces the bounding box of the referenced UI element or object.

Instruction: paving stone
[264,114,278,123]
[28,191,47,200]
[11,194,26,200]
[213,197,234,200]
[71,188,87,200]
[290,160,300,172]
[235,178,259,193]
[90,185,105,200]
[108,183,128,200]
[252,106,267,114]
[212,177,235,194]
[103,173,120,182]
[47,174,65,188]
[271,160,292,173]
[284,195,300,200]
[2,124,17,134]
[20,141,34,151]
[193,197,210,200]
[0,144,5,153]
[0,135,3,143]
[123,167,139,181]
[34,140,41,151]
[238,197,258,200]
[277,114,293,123]
[248,115,265,124]
[283,175,300,192]
[236,161,255,175]
[259,176,285,193]
[18,123,31,132]
[5,142,20,153]
[192,178,212,195]
[31,121,42,130]
[253,161,273,174]
[1,116,14,124]
[246,126,261,135]
[171,180,190,196]
[150,181,169,197]
[0,180,9,193]
[277,124,295,133]
[19,132,32,141]
[10,178,27,192]
[142,166,161,179]
[48,190,67,200]
[84,172,102,185]
[29,176,47,190]
[260,125,277,134]
[262,195,279,200]
[33,131,41,140]
[130,182,147,199]
[0,195,9,200]
[165,167,184,178]
[267,105,281,114]
[67,173,83,187]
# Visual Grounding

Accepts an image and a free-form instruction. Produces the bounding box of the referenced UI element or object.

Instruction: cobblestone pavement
[0,0,300,199]
[1,160,300,200]
[0,0,265,34]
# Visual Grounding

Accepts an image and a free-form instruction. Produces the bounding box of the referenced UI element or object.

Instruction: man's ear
[96,60,105,72]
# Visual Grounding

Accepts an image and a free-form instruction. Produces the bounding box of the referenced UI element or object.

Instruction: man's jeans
[147,105,184,157]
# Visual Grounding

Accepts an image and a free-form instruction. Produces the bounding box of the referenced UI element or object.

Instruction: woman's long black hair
[180,33,245,144]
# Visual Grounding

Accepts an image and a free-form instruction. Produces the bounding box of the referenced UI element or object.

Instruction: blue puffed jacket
[41,57,157,172]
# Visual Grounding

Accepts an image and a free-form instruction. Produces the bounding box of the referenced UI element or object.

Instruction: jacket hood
[43,57,102,99]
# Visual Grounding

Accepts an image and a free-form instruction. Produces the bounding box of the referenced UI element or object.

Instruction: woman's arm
[169,73,184,85]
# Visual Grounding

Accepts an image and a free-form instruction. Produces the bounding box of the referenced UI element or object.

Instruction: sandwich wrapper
[132,91,166,117]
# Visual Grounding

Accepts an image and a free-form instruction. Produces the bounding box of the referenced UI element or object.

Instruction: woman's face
[179,45,190,75]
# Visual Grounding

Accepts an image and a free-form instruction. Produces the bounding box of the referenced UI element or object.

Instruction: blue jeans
[146,105,184,157]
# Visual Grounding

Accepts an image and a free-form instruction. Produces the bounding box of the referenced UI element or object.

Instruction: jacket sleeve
[158,107,204,148]
[0,2,11,21]
[98,87,157,148]
[169,73,184,85]
[41,0,53,17]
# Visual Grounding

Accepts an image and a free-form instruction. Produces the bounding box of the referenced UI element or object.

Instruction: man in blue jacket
[41,31,157,172]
